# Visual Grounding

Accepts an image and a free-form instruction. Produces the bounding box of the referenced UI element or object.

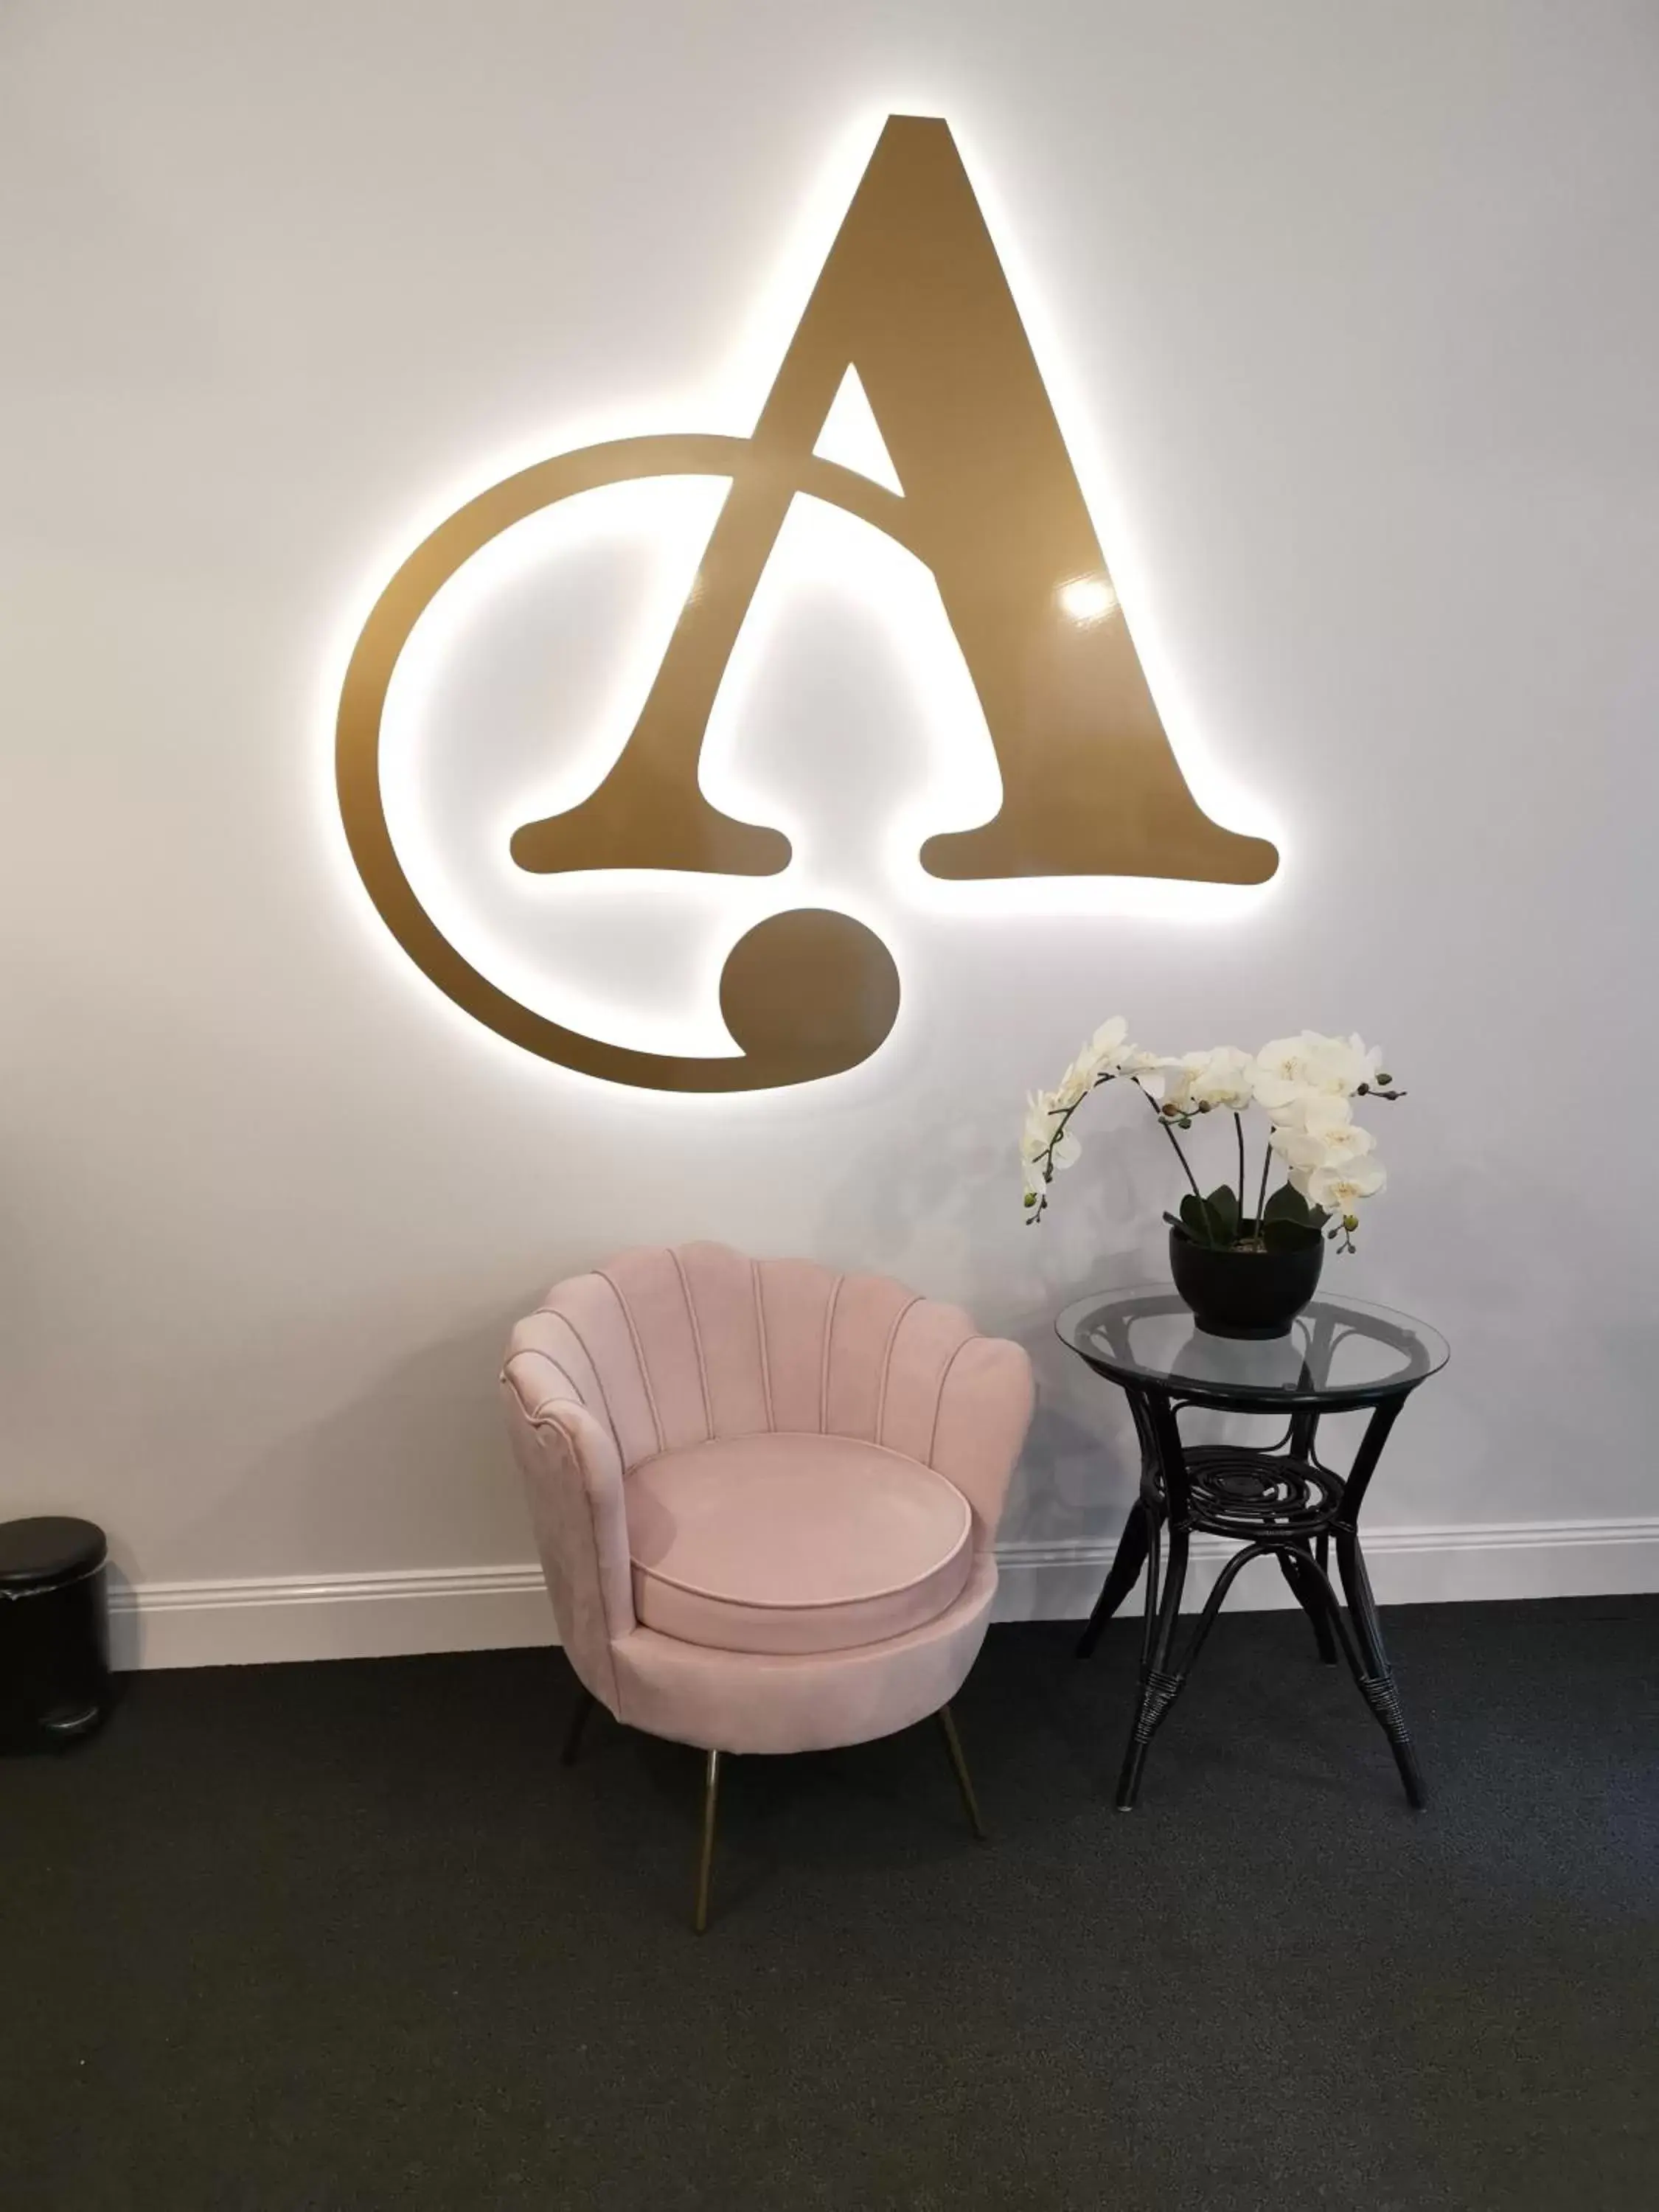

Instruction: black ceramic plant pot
[1168,1224,1324,1340]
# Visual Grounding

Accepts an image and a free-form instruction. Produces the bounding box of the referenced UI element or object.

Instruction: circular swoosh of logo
[335,436,909,1092]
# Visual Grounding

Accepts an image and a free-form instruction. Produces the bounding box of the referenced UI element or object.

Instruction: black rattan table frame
[1062,1296,1440,1812]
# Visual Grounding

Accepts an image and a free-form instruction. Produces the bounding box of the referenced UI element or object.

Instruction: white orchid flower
[1272,1091,1368,1152]
[1273,1123,1319,1178]
[1252,1035,1313,1117]
[1020,1091,1060,1166]
[1020,1088,1082,1182]
[1302,1097,1376,1164]
[1024,1012,1400,1237]
[1304,1159,1387,1216]
[1053,1064,1091,1111]
[1054,1015,1134,1107]
[1275,1119,1377,1190]
[1118,1048,1166,1097]
[1299,1032,1383,1099]
[1162,1046,1257,1118]
[1189,1046,1258,1113]
[1276,1129,1329,1191]
[1256,1034,1310,1079]
[1082,1015,1130,1072]
[1160,1055,1199,1117]
[1256,1032,1385,1119]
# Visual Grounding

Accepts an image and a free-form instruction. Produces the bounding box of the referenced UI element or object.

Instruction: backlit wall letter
[336,115,1277,1092]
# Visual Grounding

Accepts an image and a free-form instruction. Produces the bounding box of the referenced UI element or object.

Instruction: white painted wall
[4,0,1657,1664]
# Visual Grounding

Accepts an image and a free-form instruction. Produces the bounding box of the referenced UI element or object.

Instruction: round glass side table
[1056,1288,1449,1812]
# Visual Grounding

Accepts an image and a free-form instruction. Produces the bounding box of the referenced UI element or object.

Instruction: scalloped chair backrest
[515,1241,985,1475]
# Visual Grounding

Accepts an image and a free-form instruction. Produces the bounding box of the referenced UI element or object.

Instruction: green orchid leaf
[1178,1192,1223,1247]
[1264,1183,1318,1227]
[1204,1186,1242,1242]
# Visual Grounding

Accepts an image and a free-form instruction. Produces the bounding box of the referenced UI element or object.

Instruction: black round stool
[0,1517,111,1750]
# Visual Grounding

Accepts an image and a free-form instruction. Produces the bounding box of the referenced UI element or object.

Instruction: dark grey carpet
[2,1598,1655,2211]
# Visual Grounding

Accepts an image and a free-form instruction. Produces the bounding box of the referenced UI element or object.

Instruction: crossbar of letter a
[509,114,1277,889]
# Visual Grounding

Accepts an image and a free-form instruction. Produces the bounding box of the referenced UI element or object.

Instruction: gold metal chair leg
[938,1703,988,1841]
[693,1749,721,1933]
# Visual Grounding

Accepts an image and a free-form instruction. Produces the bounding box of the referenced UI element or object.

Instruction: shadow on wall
[105,1562,141,1669]
[801,1103,1150,1550]
[108,1305,541,1667]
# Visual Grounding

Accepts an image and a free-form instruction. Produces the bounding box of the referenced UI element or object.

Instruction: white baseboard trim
[990,1517,1659,1624]
[111,1518,1659,1670]
[110,1565,556,1672]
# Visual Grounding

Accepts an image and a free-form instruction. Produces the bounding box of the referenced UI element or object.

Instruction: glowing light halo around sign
[335,112,1280,1093]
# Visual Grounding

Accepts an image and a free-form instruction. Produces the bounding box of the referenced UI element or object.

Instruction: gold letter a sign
[337,115,1277,1091]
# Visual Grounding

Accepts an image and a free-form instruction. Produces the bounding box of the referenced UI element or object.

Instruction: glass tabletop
[1056,1287,1449,1409]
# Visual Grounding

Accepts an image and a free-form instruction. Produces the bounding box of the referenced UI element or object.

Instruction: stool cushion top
[0,1517,108,1591]
[625,1433,973,1657]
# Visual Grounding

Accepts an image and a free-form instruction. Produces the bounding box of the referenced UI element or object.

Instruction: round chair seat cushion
[625,1433,975,1657]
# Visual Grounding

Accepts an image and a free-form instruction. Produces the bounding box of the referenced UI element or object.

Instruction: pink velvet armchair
[501,1242,1034,1929]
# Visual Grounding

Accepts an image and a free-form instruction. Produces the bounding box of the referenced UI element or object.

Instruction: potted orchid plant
[1020,1019,1404,1338]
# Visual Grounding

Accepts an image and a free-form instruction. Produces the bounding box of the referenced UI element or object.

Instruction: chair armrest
[501,1343,636,1712]
[930,1335,1034,1548]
